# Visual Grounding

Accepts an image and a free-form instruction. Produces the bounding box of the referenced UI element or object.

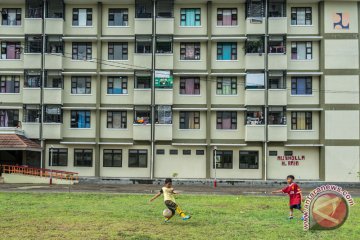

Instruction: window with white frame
[216,111,237,129]
[291,42,312,60]
[107,111,127,129]
[180,111,200,129]
[128,149,147,168]
[217,42,237,60]
[107,76,127,94]
[0,109,19,127]
[217,8,237,26]
[49,148,68,166]
[0,75,20,93]
[180,8,201,26]
[71,76,91,94]
[291,112,312,130]
[72,42,92,60]
[1,42,21,59]
[71,110,91,128]
[1,8,21,25]
[74,149,93,167]
[108,9,128,26]
[239,151,259,169]
[291,77,312,95]
[72,8,92,26]
[180,42,200,60]
[108,42,128,60]
[103,149,122,167]
[180,77,200,95]
[291,7,312,25]
[216,77,237,95]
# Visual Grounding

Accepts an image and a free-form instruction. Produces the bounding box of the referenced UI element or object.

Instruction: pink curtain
[185,78,195,94]
[223,11,232,25]
[7,44,16,59]
[222,118,231,129]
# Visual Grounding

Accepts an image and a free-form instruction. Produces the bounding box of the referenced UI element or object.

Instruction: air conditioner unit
[250,18,263,24]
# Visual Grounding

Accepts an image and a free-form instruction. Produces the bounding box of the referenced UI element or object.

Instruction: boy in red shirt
[272,175,304,220]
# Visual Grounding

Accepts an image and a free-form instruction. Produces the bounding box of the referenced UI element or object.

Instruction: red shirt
[282,183,302,206]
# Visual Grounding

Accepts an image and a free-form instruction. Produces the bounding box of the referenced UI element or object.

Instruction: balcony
[22,123,40,139]
[268,125,287,142]
[22,88,41,103]
[44,54,63,69]
[133,124,151,141]
[133,54,152,70]
[134,19,153,34]
[155,54,174,69]
[268,18,287,34]
[155,124,172,141]
[43,123,62,139]
[45,19,64,35]
[245,54,265,70]
[156,18,174,35]
[245,89,265,106]
[268,54,287,70]
[268,89,287,106]
[246,18,265,34]
[43,88,63,104]
[23,54,42,69]
[24,18,43,34]
[245,125,265,142]
[133,89,151,105]
[155,89,173,105]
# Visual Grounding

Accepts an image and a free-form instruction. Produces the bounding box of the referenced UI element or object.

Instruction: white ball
[163,209,173,218]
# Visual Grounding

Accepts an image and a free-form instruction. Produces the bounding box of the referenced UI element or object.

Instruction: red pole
[214,179,217,188]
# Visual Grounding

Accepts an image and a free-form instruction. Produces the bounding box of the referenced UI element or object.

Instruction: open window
[155,105,172,124]
[24,70,41,88]
[135,71,151,89]
[45,71,62,88]
[135,0,153,18]
[46,0,64,18]
[135,35,152,54]
[268,71,286,89]
[156,36,173,54]
[44,105,62,123]
[268,36,286,54]
[246,0,265,18]
[134,106,151,124]
[246,107,264,125]
[245,36,264,54]
[246,72,265,89]
[23,105,41,123]
[268,0,286,17]
[268,107,286,125]
[25,35,42,53]
[156,0,174,18]
[26,0,43,18]
[46,35,63,54]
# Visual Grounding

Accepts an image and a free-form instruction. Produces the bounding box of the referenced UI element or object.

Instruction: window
[268,71,286,89]
[103,149,122,167]
[134,106,151,124]
[108,9,128,26]
[156,149,165,155]
[268,107,286,125]
[72,42,92,60]
[157,0,174,18]
[26,0,43,18]
[180,77,200,95]
[46,35,63,53]
[45,71,63,88]
[23,105,41,123]
[291,42,312,60]
[291,7,312,25]
[268,36,286,54]
[216,112,237,129]
[180,8,201,26]
[183,150,191,155]
[1,42,21,60]
[246,36,264,54]
[284,151,293,156]
[169,149,178,155]
[25,35,42,53]
[44,105,62,123]
[108,42,128,60]
[217,8,237,26]
[214,150,232,169]
[216,77,237,95]
[49,148,67,166]
[107,76,127,94]
[135,0,153,18]
[24,70,41,88]
[71,110,90,128]
[269,151,277,156]
[291,112,312,130]
[291,77,312,95]
[72,8,92,26]
[74,149,93,167]
[1,8,21,25]
[0,109,19,127]
[128,149,147,168]
[71,76,91,94]
[156,36,172,54]
[135,36,152,53]
[107,111,127,129]
[196,150,205,155]
[246,73,265,89]
[155,105,172,124]
[217,42,237,60]
[180,111,200,129]
[239,151,259,169]
[180,42,200,60]
[246,107,264,125]
[0,76,20,93]
[135,73,151,89]
[246,0,265,18]
[268,0,286,17]
[46,0,64,18]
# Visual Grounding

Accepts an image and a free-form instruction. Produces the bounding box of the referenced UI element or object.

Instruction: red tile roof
[0,134,42,151]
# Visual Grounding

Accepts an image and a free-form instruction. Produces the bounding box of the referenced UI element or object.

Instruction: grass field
[0,192,359,240]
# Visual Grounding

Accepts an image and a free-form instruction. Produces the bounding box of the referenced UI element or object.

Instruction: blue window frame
[71,110,90,128]
[217,42,237,60]
[180,8,201,26]
[291,77,312,95]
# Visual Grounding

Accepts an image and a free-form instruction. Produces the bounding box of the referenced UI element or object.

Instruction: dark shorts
[164,200,177,214]
[290,204,302,210]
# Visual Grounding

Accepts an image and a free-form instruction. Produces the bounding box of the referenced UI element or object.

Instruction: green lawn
[0,193,359,240]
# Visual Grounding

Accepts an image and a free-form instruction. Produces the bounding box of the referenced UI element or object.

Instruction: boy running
[272,175,304,220]
[149,178,191,223]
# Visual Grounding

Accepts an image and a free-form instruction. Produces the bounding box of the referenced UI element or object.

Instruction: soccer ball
[162,209,173,218]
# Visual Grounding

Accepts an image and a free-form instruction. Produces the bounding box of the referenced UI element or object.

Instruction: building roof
[0,134,42,152]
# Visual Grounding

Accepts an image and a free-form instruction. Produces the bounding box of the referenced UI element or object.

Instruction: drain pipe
[264,0,269,181]
[40,0,46,170]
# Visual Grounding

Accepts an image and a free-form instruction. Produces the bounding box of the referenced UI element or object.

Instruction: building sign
[303,185,355,231]
[333,12,350,30]
[277,155,305,166]
[155,70,173,88]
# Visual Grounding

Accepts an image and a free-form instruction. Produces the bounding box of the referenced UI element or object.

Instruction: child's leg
[289,208,294,217]
[175,204,187,218]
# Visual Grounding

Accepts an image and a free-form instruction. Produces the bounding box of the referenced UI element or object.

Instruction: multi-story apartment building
[0,0,359,182]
